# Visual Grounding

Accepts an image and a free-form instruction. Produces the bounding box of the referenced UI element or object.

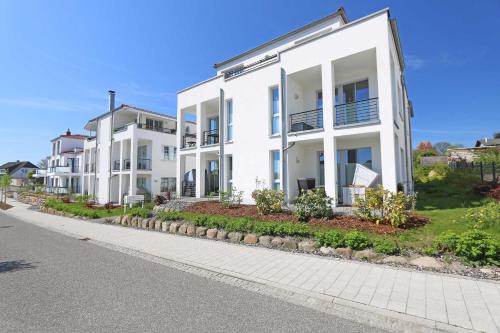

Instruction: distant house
[0,161,39,186]
[475,137,500,148]
[448,136,500,162]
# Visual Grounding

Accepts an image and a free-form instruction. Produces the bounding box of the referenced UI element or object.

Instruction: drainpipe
[280,68,288,202]
[218,89,225,199]
[107,90,116,203]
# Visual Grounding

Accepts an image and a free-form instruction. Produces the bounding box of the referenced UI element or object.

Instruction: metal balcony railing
[137,158,152,170]
[122,159,131,171]
[137,123,176,134]
[182,133,197,148]
[202,129,219,146]
[289,108,323,133]
[334,97,379,127]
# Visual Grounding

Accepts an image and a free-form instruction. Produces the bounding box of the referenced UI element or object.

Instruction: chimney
[66,128,71,136]
[108,90,116,112]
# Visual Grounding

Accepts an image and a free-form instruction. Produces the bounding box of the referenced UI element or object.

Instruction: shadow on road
[0,226,13,229]
[0,260,36,273]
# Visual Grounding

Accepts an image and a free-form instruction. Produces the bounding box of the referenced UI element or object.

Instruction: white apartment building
[177,7,414,205]
[42,129,87,194]
[82,91,195,204]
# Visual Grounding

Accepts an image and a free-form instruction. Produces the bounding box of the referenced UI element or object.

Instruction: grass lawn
[45,200,124,219]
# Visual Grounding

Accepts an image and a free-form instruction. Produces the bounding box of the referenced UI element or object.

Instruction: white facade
[83,104,195,204]
[44,131,87,194]
[177,8,414,205]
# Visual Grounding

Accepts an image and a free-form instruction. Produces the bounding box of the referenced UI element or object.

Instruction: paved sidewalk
[3,200,500,333]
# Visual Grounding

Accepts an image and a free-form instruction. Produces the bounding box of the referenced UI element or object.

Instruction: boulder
[298,240,316,253]
[243,234,258,245]
[353,249,377,260]
[196,227,207,237]
[334,247,353,258]
[319,246,335,255]
[154,219,162,230]
[113,216,121,224]
[259,236,272,247]
[169,222,180,233]
[148,219,156,229]
[126,215,133,226]
[186,225,196,236]
[228,232,243,242]
[161,221,170,232]
[206,229,218,239]
[283,238,298,250]
[381,256,408,265]
[409,256,443,269]
[271,237,283,247]
[178,223,189,234]
[131,216,138,227]
[141,219,149,229]
[216,230,227,240]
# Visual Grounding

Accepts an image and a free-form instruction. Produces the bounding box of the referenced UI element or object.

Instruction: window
[270,87,280,135]
[316,91,323,128]
[146,118,163,130]
[160,177,176,192]
[227,155,233,191]
[162,146,176,160]
[318,152,324,186]
[271,150,280,190]
[137,177,147,192]
[226,100,233,141]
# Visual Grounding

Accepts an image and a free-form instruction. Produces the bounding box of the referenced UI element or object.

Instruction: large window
[226,100,233,141]
[146,118,163,130]
[162,146,176,161]
[271,150,280,190]
[270,87,280,135]
[160,177,176,192]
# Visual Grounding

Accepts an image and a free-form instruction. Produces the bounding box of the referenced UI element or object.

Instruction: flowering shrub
[251,188,284,214]
[463,201,500,229]
[295,188,332,221]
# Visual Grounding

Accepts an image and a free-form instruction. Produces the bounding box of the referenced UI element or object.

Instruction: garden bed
[0,202,12,210]
[183,201,428,235]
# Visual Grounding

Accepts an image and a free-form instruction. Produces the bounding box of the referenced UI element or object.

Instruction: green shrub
[157,211,182,221]
[475,149,500,164]
[344,231,371,250]
[127,207,151,218]
[295,188,332,221]
[432,232,460,253]
[463,201,500,229]
[251,188,284,214]
[252,222,276,235]
[272,222,310,237]
[455,230,499,266]
[374,239,399,254]
[220,187,244,208]
[315,230,345,248]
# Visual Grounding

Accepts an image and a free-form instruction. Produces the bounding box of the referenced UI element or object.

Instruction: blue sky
[0,0,499,165]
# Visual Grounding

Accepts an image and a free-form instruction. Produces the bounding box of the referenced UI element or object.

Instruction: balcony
[182,133,197,149]
[137,158,151,170]
[137,123,176,134]
[334,98,379,127]
[48,165,71,173]
[122,159,131,171]
[289,108,323,133]
[202,129,219,146]
[33,169,47,177]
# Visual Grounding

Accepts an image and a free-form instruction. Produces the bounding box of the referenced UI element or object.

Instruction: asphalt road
[0,212,385,333]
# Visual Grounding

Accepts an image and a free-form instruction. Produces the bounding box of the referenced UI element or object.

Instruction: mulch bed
[183,201,429,235]
[0,202,13,210]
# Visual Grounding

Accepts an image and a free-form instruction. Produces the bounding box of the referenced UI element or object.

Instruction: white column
[195,103,203,198]
[176,109,183,196]
[118,141,123,204]
[321,60,337,204]
[177,155,185,197]
[129,134,137,196]
[376,41,398,192]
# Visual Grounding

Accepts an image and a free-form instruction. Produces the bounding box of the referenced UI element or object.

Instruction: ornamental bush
[156,211,182,221]
[127,207,151,218]
[315,230,345,248]
[463,201,500,230]
[374,239,399,255]
[344,231,371,250]
[455,230,499,266]
[294,188,333,221]
[251,188,284,214]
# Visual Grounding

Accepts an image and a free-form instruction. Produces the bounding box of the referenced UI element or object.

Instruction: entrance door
[208,117,219,145]
[205,159,219,195]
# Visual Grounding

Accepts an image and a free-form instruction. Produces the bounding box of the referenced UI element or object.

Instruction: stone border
[36,206,500,280]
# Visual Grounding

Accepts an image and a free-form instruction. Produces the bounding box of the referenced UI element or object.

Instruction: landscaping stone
[186,224,196,236]
[283,238,298,250]
[154,219,162,230]
[228,232,243,242]
[334,247,353,258]
[382,256,408,265]
[141,219,149,229]
[259,236,272,247]
[113,216,120,224]
[161,221,169,232]
[353,249,377,260]
[131,217,138,227]
[319,247,335,255]
[169,222,180,233]
[243,234,258,245]
[148,219,156,229]
[410,256,443,269]
[298,240,316,252]
[126,215,133,226]
[206,228,218,239]
[178,223,189,234]
[216,230,227,240]
[271,237,283,247]
[196,227,207,237]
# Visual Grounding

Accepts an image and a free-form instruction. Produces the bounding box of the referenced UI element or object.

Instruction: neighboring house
[448,136,500,162]
[38,129,88,194]
[176,7,414,205]
[0,161,38,186]
[475,137,500,148]
[82,91,195,204]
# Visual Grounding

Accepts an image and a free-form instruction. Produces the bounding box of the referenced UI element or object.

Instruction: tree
[433,142,451,155]
[416,141,433,151]
[37,158,48,169]
[0,173,12,204]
